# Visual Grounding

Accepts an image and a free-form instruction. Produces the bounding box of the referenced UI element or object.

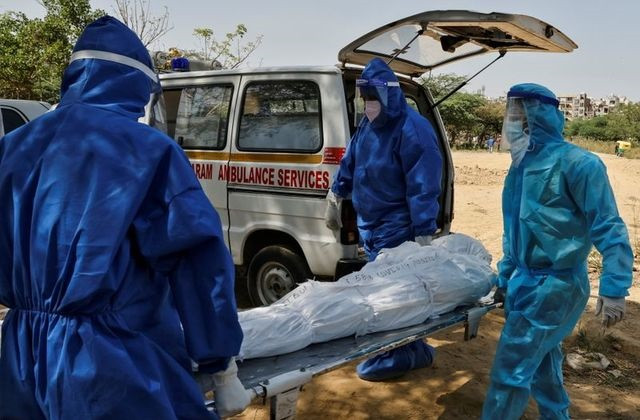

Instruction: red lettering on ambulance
[307,171,315,189]
[218,165,228,181]
[268,168,275,185]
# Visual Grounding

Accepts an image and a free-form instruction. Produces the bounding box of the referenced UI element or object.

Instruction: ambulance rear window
[237,81,322,153]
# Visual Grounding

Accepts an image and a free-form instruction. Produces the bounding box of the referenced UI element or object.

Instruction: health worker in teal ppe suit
[483,83,633,419]
[0,16,249,419]
[326,58,443,381]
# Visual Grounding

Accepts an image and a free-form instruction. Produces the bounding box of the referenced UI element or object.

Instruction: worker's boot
[356,340,435,381]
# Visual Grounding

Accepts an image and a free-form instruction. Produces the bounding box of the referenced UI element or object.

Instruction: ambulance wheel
[247,246,311,307]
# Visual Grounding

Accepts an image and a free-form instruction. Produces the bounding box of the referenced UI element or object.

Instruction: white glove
[415,235,432,246]
[212,358,251,418]
[325,190,343,231]
[595,296,625,328]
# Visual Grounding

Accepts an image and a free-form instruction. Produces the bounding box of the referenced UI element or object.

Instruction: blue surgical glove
[325,190,343,231]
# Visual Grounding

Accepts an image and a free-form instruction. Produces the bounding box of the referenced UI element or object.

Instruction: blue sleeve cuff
[197,357,231,374]
[599,281,630,299]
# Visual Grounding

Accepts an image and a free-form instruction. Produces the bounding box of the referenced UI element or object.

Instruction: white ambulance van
[146,10,576,306]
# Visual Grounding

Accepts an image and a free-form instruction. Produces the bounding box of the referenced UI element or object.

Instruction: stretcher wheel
[247,246,311,306]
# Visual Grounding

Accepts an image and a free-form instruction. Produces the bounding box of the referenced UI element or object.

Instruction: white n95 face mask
[505,120,530,167]
[364,100,381,122]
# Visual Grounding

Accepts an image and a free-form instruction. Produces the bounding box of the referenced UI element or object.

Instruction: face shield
[501,97,529,149]
[501,97,532,167]
[354,78,400,125]
[139,91,168,133]
[355,78,400,107]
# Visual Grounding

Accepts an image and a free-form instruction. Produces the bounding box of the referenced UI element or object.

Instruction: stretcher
[197,301,501,419]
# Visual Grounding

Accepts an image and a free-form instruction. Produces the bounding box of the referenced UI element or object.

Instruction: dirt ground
[236,151,640,420]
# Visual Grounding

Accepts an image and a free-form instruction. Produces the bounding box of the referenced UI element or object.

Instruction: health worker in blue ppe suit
[0,16,250,419]
[325,58,443,381]
[482,83,633,419]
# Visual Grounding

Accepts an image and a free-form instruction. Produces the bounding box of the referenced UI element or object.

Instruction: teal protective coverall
[482,83,634,419]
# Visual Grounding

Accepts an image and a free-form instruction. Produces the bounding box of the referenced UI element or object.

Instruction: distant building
[592,94,631,116]
[557,93,630,121]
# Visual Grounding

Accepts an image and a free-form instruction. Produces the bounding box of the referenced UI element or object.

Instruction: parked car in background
[0,99,51,137]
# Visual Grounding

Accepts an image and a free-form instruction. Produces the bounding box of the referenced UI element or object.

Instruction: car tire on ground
[246,245,311,307]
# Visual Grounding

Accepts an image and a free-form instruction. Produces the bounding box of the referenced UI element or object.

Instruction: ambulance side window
[237,81,322,152]
[171,85,233,150]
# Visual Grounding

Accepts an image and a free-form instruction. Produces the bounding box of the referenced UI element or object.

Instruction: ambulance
[145,10,577,306]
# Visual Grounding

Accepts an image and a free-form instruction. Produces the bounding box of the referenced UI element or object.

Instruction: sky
[4,0,640,101]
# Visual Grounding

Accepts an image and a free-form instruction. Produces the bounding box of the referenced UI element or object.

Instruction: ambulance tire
[247,245,311,307]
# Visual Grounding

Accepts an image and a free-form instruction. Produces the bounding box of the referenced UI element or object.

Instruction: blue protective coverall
[332,58,442,380]
[332,58,443,258]
[0,17,242,419]
[482,84,634,419]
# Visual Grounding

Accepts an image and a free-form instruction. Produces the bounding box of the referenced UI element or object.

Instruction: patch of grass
[571,326,618,354]
[568,137,640,159]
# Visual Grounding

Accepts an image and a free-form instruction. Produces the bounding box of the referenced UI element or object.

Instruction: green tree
[421,73,467,101]
[474,100,505,139]
[0,1,103,102]
[564,117,584,138]
[565,104,640,143]
[619,103,640,141]
[190,24,263,69]
[439,92,486,146]
[420,73,489,146]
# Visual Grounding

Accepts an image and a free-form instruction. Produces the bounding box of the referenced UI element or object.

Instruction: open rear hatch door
[338,10,577,77]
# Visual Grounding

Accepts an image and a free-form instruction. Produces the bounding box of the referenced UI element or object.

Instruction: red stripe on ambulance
[322,147,346,165]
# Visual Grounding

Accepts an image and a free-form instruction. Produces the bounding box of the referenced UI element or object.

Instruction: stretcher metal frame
[197,302,501,419]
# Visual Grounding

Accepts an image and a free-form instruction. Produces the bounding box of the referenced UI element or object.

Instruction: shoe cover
[356,341,434,381]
